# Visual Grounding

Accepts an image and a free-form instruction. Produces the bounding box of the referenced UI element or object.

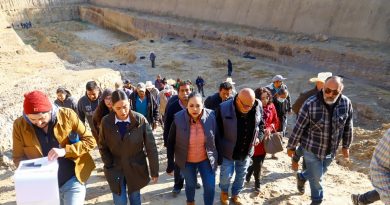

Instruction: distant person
[54,87,77,112]
[246,88,279,192]
[195,76,205,97]
[216,88,264,205]
[13,90,97,205]
[92,89,113,137]
[167,92,221,205]
[351,129,390,205]
[227,59,233,76]
[273,88,290,138]
[150,51,156,68]
[159,85,177,123]
[292,72,332,115]
[77,81,101,140]
[265,75,291,113]
[174,78,182,91]
[287,76,353,205]
[123,79,135,92]
[204,82,233,111]
[98,90,159,205]
[163,81,192,196]
[145,81,160,102]
[129,83,159,130]
[115,80,132,98]
[155,74,164,91]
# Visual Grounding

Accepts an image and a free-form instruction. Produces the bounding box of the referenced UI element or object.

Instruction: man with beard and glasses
[287,76,353,205]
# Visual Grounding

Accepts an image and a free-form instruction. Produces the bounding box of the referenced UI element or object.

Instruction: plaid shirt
[370,129,390,204]
[287,92,353,160]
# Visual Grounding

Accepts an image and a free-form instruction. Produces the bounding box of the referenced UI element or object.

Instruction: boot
[220,191,229,205]
[187,201,195,205]
[231,195,243,205]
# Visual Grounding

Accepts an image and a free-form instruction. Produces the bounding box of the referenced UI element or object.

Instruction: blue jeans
[181,160,215,205]
[219,157,251,196]
[299,149,333,203]
[59,176,86,205]
[112,177,141,205]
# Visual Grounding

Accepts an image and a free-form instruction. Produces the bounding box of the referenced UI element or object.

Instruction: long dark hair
[254,87,272,105]
[112,90,129,105]
[92,89,113,136]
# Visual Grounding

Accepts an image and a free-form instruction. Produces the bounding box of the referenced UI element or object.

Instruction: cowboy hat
[225,77,236,85]
[145,81,155,89]
[309,72,332,83]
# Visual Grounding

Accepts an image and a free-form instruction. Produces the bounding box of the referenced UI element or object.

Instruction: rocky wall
[79,5,390,89]
[0,0,86,23]
[90,0,390,43]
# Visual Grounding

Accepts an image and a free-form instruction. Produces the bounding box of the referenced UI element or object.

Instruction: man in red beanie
[13,90,97,205]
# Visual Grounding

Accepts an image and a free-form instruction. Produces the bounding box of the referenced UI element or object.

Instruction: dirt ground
[0,20,388,204]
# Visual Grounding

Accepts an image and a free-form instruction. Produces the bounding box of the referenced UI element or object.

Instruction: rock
[314,33,329,42]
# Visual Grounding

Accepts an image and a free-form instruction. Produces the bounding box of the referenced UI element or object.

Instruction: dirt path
[0,19,388,205]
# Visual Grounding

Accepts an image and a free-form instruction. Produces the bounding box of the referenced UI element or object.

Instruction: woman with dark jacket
[166,92,221,205]
[54,87,77,112]
[246,87,280,192]
[92,88,113,138]
[98,90,159,205]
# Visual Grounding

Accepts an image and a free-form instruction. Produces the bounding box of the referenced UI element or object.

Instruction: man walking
[204,82,233,110]
[13,90,96,205]
[150,51,156,68]
[216,88,264,205]
[77,81,101,140]
[195,76,205,97]
[163,81,192,196]
[287,76,353,205]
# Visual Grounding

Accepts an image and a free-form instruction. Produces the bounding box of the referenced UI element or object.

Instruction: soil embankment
[90,0,390,43]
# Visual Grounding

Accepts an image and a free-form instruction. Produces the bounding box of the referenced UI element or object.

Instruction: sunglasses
[324,88,340,96]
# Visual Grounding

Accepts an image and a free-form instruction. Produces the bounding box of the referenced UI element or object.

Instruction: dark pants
[246,155,266,188]
[359,190,380,204]
[197,85,205,97]
[174,164,184,190]
[228,69,232,77]
[151,60,155,68]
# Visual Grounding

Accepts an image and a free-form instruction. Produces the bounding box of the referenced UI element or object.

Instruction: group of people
[12,71,389,205]
[12,21,32,29]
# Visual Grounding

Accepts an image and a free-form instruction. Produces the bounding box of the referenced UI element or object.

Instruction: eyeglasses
[238,97,254,109]
[324,88,340,96]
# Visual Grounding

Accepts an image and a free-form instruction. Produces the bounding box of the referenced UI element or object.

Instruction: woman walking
[92,88,113,138]
[246,87,280,192]
[98,90,159,205]
[166,92,221,205]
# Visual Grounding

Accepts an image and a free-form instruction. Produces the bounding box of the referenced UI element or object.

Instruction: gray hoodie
[77,95,99,138]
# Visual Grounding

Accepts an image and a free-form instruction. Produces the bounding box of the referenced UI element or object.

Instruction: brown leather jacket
[12,108,96,184]
[98,111,159,194]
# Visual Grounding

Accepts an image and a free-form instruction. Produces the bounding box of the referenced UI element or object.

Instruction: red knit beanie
[23,90,52,114]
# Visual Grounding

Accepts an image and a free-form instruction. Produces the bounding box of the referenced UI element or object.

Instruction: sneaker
[231,195,243,205]
[296,173,306,194]
[220,191,229,205]
[310,201,322,205]
[172,188,181,197]
[351,194,365,205]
